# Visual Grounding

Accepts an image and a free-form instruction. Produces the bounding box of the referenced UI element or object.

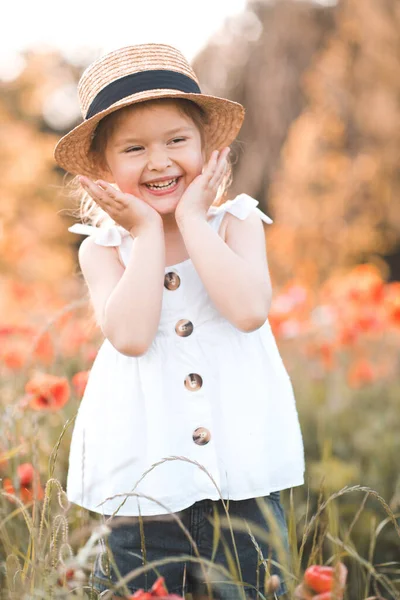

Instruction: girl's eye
[125,146,143,153]
[124,138,186,153]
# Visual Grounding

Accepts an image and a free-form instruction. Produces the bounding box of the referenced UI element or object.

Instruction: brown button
[164,272,181,291]
[184,373,203,391]
[193,427,211,446]
[175,319,193,337]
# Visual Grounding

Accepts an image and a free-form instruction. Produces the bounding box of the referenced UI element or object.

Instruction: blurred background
[1,0,400,597]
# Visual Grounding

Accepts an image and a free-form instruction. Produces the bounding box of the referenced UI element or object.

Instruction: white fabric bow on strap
[68,223,131,246]
[207,193,273,224]
[68,194,272,246]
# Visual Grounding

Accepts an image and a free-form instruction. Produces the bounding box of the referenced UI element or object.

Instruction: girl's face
[103,101,206,216]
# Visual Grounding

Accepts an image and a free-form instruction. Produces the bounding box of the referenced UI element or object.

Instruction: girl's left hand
[175,147,230,223]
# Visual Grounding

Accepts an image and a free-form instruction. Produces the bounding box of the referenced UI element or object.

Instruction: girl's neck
[161,211,180,234]
[159,212,186,266]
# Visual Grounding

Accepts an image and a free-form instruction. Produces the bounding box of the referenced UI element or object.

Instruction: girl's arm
[78,220,165,356]
[176,210,272,332]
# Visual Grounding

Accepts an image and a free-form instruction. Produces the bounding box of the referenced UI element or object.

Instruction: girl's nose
[147,149,173,171]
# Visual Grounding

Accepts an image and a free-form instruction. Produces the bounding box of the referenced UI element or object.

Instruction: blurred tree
[0,50,86,324]
[269,0,400,285]
[2,0,400,310]
[193,0,335,204]
[194,0,400,286]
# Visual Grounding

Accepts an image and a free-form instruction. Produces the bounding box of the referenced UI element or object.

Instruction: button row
[167,270,211,447]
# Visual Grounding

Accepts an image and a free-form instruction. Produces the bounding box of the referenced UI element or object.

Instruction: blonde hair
[64,97,233,227]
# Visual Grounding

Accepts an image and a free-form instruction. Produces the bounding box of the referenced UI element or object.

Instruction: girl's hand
[79,176,162,236]
[174,147,230,223]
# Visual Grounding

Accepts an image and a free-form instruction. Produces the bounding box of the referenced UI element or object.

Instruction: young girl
[54,43,304,599]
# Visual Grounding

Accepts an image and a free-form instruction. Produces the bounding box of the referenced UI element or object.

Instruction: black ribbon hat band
[86,70,202,120]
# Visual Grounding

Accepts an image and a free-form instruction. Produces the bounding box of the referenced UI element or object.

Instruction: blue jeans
[91,492,289,599]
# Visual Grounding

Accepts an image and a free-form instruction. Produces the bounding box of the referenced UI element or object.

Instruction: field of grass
[1,263,399,599]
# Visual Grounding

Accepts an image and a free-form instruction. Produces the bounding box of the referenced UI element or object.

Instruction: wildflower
[2,478,15,496]
[384,281,400,327]
[18,463,34,486]
[305,341,336,371]
[268,281,311,340]
[337,323,360,346]
[57,565,86,589]
[294,563,347,600]
[0,326,54,370]
[33,331,54,364]
[345,264,385,305]
[347,358,376,388]
[23,372,70,411]
[304,566,336,593]
[2,462,44,503]
[128,577,183,600]
[1,348,26,370]
[86,346,98,362]
[72,370,90,397]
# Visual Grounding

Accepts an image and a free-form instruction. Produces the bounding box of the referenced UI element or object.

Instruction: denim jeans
[91,492,289,599]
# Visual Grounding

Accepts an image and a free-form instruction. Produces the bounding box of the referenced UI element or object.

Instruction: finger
[202,150,219,179]
[80,177,114,207]
[208,154,229,189]
[96,181,133,210]
[208,147,229,181]
[95,180,119,201]
[79,176,103,199]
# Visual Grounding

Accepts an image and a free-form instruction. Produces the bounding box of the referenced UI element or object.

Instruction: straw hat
[54,43,245,180]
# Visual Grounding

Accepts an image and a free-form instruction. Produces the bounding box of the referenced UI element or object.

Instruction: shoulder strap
[207,194,273,225]
[68,223,130,247]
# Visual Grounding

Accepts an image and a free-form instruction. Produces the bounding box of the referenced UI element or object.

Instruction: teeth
[146,178,178,190]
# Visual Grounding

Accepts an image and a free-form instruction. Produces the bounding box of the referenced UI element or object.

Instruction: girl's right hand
[79,176,162,236]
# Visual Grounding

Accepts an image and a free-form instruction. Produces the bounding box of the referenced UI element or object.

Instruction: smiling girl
[54,43,304,599]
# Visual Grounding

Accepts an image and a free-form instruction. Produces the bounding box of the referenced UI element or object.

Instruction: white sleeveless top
[67,194,304,516]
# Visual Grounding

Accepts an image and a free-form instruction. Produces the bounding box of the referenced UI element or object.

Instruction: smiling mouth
[142,176,183,196]
[144,177,180,190]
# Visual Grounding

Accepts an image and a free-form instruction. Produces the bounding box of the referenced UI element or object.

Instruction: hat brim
[54,89,245,180]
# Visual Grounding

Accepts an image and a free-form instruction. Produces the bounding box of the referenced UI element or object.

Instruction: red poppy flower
[33,331,54,365]
[347,358,376,388]
[18,463,34,486]
[0,326,54,370]
[345,265,385,305]
[57,565,86,588]
[2,463,44,503]
[337,323,360,347]
[127,577,183,600]
[304,566,335,593]
[25,372,70,411]
[3,478,16,496]
[295,563,347,600]
[18,463,44,502]
[2,348,26,370]
[384,282,400,327]
[72,370,90,397]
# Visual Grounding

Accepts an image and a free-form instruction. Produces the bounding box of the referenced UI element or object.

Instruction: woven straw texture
[54,44,245,180]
